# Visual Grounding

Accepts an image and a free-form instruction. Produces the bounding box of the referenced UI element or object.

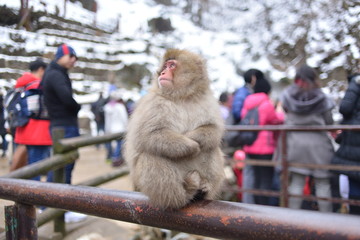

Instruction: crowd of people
[0,44,132,173]
[91,90,130,167]
[0,43,359,217]
[222,66,360,215]
[0,44,130,222]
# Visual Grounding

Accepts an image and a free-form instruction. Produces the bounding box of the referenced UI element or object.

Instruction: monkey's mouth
[158,78,172,86]
[159,78,171,82]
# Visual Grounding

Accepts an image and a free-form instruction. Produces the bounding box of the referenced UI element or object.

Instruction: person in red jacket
[14,58,52,180]
[241,71,284,205]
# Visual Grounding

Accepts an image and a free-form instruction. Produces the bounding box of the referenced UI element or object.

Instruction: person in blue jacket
[231,69,260,124]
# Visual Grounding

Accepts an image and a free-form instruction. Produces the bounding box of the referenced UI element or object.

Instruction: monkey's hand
[185,124,222,151]
[141,129,200,159]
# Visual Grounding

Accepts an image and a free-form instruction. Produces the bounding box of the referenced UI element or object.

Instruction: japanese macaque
[123,49,225,209]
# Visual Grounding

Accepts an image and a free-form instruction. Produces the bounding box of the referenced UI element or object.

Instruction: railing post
[5,205,17,239]
[5,203,37,240]
[52,128,66,184]
[280,130,289,207]
[17,203,37,239]
[51,127,66,235]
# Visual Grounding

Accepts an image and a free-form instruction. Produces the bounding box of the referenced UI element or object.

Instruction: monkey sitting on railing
[123,49,225,209]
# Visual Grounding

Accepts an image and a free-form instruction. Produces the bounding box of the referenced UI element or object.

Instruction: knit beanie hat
[55,44,77,60]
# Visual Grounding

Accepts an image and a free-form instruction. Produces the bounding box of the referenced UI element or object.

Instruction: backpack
[22,87,49,120]
[91,98,106,123]
[237,106,260,146]
[4,82,49,129]
[227,106,260,147]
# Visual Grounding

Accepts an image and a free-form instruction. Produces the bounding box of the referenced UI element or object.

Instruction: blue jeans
[242,164,255,204]
[349,178,360,215]
[106,140,123,161]
[27,145,51,181]
[349,178,360,197]
[96,122,105,135]
[47,126,79,184]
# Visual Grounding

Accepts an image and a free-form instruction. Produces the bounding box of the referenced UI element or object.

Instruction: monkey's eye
[164,60,177,70]
[168,63,176,69]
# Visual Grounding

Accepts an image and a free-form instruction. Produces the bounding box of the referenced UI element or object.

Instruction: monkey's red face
[158,60,177,88]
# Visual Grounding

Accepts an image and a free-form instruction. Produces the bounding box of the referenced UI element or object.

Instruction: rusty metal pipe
[0,179,360,240]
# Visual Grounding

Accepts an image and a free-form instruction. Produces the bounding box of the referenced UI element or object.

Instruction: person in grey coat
[281,64,335,212]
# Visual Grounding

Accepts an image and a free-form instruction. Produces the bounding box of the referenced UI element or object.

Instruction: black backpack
[4,86,30,128]
[91,98,107,123]
[227,106,260,147]
[237,106,260,146]
[4,82,49,129]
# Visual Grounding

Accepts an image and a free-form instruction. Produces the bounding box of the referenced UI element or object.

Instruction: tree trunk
[20,0,28,18]
[64,0,67,17]
[18,0,32,31]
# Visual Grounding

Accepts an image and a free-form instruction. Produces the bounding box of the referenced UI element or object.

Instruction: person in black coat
[0,94,8,158]
[332,73,360,215]
[42,44,81,184]
[91,92,107,137]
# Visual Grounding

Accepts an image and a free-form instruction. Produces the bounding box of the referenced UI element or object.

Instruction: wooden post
[5,203,37,240]
[280,131,289,207]
[16,203,37,240]
[52,128,66,184]
[51,127,66,235]
[5,205,17,240]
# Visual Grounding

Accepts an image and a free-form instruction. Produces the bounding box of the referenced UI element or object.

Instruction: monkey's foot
[184,171,209,203]
[184,170,201,190]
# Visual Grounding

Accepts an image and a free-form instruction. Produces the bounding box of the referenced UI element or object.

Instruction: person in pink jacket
[241,72,284,205]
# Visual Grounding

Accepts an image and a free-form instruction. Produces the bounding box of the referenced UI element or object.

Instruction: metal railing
[0,125,360,239]
[225,124,360,208]
[0,130,127,239]
[1,178,360,240]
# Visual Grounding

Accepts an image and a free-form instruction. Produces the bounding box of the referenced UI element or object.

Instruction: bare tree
[64,0,67,17]
[18,0,32,30]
